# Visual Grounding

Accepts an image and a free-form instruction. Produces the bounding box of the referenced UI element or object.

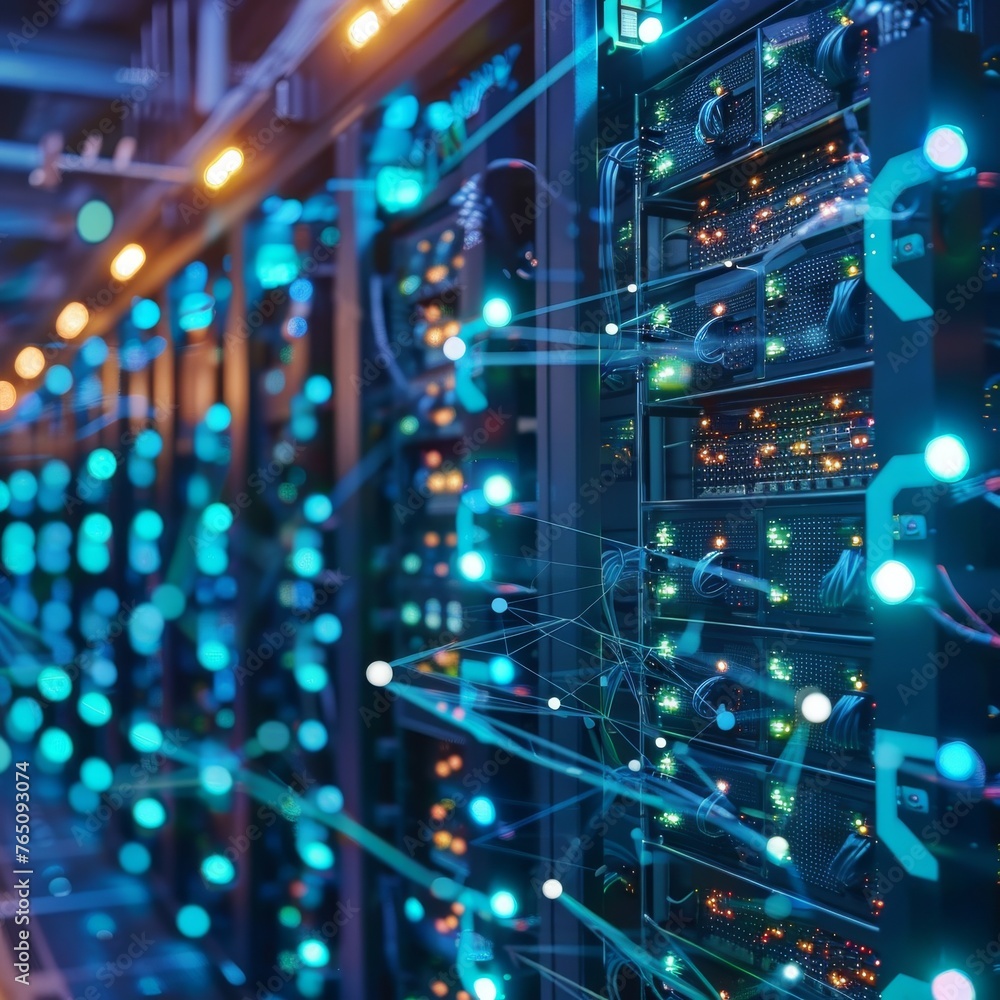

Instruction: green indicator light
[768,656,792,682]
[765,337,786,358]
[657,753,676,775]
[764,104,783,125]
[768,584,790,604]
[765,273,785,301]
[766,522,791,550]
[763,43,780,70]
[659,811,682,827]
[770,719,793,738]
[652,150,675,177]
[651,303,672,329]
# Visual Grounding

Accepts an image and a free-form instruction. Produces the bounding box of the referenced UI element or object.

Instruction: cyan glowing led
[201,854,236,885]
[176,904,210,938]
[38,727,73,764]
[298,940,330,968]
[299,841,334,869]
[78,692,112,726]
[936,741,981,782]
[473,978,499,1000]
[81,757,113,792]
[489,655,515,685]
[119,842,151,874]
[469,796,496,825]
[924,434,970,482]
[404,897,424,922]
[483,474,514,507]
[924,125,969,172]
[37,666,72,702]
[483,297,513,328]
[781,963,803,983]
[200,764,233,795]
[638,15,663,43]
[458,550,488,581]
[871,559,915,605]
[133,797,167,829]
[87,448,117,480]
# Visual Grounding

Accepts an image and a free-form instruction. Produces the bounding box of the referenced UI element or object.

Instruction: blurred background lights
[81,757,113,792]
[404,897,425,922]
[489,656,515,684]
[205,147,245,189]
[15,346,45,379]
[313,614,343,644]
[483,474,514,507]
[304,494,333,523]
[118,842,151,874]
[458,551,488,581]
[77,199,114,243]
[871,559,915,604]
[56,301,89,339]
[37,666,72,702]
[111,243,146,281]
[39,727,74,764]
[295,662,329,692]
[133,797,167,829]
[924,434,970,482]
[299,840,334,869]
[176,904,210,938]
[128,721,163,752]
[442,336,466,360]
[200,764,233,795]
[473,977,499,1000]
[201,854,236,885]
[483,297,513,328]
[131,298,161,330]
[78,691,112,726]
[469,796,496,825]
[316,786,344,813]
[45,365,73,395]
[0,381,15,411]
[297,939,330,968]
[489,890,517,918]
[87,448,118,480]
[205,402,232,431]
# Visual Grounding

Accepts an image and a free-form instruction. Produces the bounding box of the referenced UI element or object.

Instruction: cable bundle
[815,24,861,88]
[827,694,869,750]
[694,317,726,364]
[819,548,866,607]
[825,277,864,344]
[695,95,726,145]
[692,549,728,597]
[828,830,872,887]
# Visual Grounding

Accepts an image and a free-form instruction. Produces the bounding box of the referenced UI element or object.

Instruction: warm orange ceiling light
[14,347,45,380]
[111,243,146,281]
[0,381,16,411]
[56,301,89,340]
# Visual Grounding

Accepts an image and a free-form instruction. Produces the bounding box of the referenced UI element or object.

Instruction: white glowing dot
[800,691,833,723]
[366,660,393,687]
[627,282,638,293]
[547,697,561,710]
[541,879,563,899]
[628,759,642,772]
[655,737,667,748]
[605,322,619,335]
[782,963,803,982]
[766,836,790,863]
[442,337,466,361]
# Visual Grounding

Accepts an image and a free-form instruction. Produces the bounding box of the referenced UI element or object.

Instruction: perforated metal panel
[642,45,758,190]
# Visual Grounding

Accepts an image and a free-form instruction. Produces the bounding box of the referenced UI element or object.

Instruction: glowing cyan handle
[865,148,935,321]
